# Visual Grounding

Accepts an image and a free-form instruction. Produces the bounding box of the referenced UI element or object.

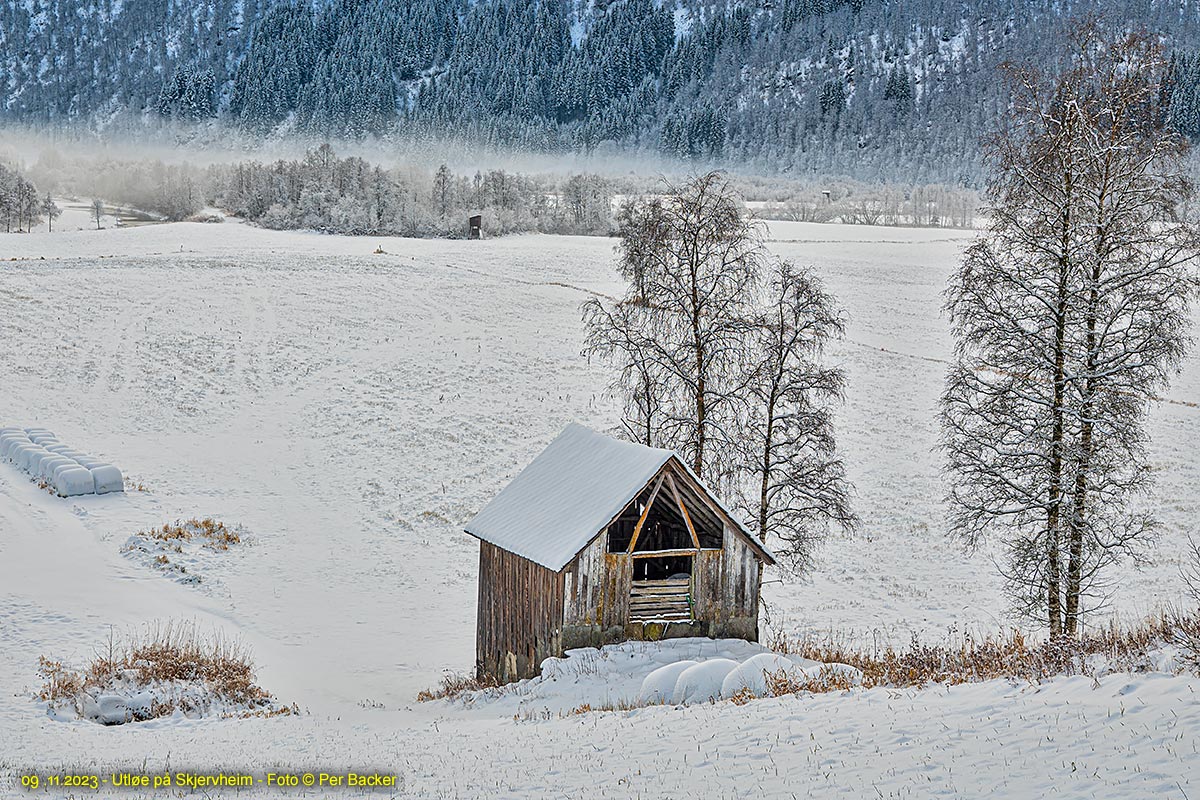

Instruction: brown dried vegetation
[768,611,1200,696]
[416,671,501,702]
[142,518,241,550]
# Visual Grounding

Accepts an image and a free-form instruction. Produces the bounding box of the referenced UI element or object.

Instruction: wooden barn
[465,423,775,682]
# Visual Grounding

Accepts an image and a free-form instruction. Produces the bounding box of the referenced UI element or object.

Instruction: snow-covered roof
[465,423,772,571]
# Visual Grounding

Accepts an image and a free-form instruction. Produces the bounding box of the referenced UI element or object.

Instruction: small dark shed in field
[465,423,775,682]
[467,214,482,239]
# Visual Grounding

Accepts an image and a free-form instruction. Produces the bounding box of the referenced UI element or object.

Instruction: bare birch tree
[740,261,855,571]
[584,172,765,481]
[584,173,854,572]
[943,24,1199,637]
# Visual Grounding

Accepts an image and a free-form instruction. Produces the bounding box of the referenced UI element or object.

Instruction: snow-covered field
[1,218,1198,797]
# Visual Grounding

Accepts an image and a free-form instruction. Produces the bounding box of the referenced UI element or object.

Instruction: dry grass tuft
[142,518,241,550]
[123,476,150,492]
[768,611,1200,696]
[36,658,83,703]
[416,671,500,702]
[728,687,756,706]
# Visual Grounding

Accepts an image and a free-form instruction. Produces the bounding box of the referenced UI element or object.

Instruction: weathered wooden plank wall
[563,534,605,626]
[476,541,565,681]
[692,548,724,620]
[601,552,632,629]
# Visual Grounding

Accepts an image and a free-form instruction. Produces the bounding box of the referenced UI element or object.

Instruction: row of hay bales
[0,427,124,497]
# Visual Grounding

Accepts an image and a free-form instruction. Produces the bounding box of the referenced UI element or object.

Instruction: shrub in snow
[121,518,245,588]
[37,622,293,725]
[720,653,814,700]
[53,467,95,497]
[639,660,698,705]
[90,464,124,494]
[671,659,740,705]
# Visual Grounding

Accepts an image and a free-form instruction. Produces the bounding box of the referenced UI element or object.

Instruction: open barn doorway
[607,467,724,623]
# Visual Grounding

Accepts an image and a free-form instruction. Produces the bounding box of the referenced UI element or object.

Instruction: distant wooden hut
[467,214,482,239]
[465,423,775,682]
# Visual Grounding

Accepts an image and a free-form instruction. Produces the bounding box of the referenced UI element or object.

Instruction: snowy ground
[0,217,1198,797]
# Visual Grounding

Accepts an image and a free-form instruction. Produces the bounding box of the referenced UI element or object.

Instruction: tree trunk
[1045,173,1074,639]
[690,267,706,479]
[758,390,778,537]
[1066,258,1102,636]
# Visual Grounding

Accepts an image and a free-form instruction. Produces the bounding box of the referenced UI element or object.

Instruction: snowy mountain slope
[6,0,1200,180]
[0,219,1197,795]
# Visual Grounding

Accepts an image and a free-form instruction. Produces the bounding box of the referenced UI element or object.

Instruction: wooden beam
[630,548,700,559]
[665,472,701,549]
[627,474,665,553]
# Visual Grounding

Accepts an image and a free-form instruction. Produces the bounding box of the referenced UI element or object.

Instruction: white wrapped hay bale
[74,457,107,470]
[17,446,51,472]
[90,464,124,494]
[720,653,811,700]
[1,434,31,460]
[0,426,23,436]
[639,660,699,705]
[23,427,52,436]
[53,466,95,497]
[52,461,83,482]
[28,431,57,445]
[671,659,741,705]
[36,455,76,480]
[6,441,35,465]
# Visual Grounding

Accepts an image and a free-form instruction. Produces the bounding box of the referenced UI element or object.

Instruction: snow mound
[671,658,740,705]
[0,425,123,497]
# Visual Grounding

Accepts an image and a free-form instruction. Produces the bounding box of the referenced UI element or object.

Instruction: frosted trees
[41,195,60,232]
[1,174,41,232]
[584,173,852,570]
[942,26,1199,637]
[432,165,452,232]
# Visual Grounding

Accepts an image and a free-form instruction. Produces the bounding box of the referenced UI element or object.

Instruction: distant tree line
[215,145,617,237]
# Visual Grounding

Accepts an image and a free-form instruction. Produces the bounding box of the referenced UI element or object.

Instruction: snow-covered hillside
[0,219,1198,797]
